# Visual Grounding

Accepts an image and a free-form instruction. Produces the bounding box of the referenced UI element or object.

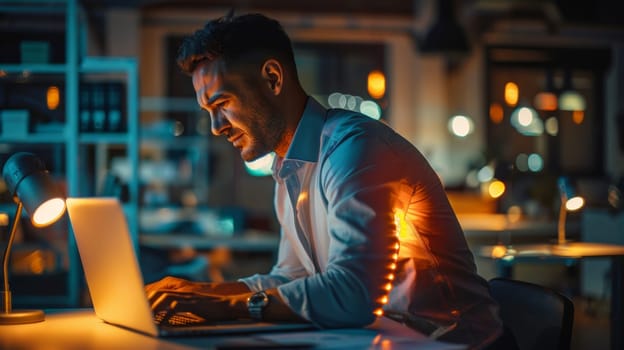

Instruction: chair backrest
[488,278,574,350]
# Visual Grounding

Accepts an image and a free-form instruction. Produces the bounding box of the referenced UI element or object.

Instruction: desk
[479,242,624,350]
[0,309,465,350]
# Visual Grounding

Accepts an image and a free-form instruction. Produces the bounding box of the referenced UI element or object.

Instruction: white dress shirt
[240,97,502,349]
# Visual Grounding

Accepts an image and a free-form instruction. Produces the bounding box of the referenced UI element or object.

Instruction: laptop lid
[67,197,159,336]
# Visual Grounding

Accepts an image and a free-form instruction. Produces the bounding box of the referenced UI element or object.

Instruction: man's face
[192,59,285,162]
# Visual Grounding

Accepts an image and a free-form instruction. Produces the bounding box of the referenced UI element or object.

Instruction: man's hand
[145,276,309,324]
[147,289,250,323]
[145,276,251,295]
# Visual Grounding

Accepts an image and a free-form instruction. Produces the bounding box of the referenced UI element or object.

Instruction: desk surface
[479,242,624,260]
[0,309,465,350]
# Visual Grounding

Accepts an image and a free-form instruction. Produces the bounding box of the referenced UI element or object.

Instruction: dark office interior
[1,0,623,349]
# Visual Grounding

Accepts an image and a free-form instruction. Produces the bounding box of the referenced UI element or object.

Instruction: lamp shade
[557,176,584,209]
[2,152,65,227]
[556,176,584,245]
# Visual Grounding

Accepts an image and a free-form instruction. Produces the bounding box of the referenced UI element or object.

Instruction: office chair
[488,278,574,350]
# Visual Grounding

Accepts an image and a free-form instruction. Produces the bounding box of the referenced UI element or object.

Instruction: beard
[238,98,287,162]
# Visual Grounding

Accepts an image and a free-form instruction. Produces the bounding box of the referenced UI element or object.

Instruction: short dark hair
[177,13,297,76]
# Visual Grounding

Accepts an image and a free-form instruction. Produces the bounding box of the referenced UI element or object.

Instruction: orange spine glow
[373,209,404,317]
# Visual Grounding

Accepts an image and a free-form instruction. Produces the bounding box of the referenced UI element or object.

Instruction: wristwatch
[247,291,269,321]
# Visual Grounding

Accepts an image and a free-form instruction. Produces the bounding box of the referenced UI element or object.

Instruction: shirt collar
[272,97,327,179]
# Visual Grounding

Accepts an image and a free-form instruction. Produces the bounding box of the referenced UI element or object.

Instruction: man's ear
[261,59,283,95]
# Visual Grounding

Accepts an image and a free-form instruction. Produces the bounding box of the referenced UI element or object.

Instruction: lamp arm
[2,201,22,313]
[557,200,567,245]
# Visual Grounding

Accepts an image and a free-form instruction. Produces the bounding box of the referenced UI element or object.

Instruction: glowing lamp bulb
[32,197,66,227]
[491,244,507,259]
[565,196,584,211]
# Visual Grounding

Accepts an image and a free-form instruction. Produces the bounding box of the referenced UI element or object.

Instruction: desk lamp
[1,152,66,324]
[557,177,585,245]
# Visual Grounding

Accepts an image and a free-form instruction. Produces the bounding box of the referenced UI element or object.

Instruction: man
[146,13,503,349]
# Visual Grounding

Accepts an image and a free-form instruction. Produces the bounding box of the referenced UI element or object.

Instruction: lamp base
[0,309,45,325]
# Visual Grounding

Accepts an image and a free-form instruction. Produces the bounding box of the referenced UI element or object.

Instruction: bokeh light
[367,70,386,99]
[489,102,504,124]
[504,82,519,106]
[527,153,543,172]
[47,86,60,110]
[545,116,558,136]
[448,115,474,137]
[488,180,506,198]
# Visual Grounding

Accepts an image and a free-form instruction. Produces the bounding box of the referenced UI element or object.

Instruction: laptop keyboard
[154,310,207,326]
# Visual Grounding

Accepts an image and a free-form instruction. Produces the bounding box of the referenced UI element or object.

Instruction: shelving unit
[0,0,139,307]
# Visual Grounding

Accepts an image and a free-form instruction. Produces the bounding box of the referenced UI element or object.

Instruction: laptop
[66,197,312,337]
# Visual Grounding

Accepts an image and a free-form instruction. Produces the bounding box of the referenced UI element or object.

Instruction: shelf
[141,134,211,147]
[78,133,131,144]
[80,57,138,74]
[0,133,67,143]
[0,64,67,73]
[0,0,140,309]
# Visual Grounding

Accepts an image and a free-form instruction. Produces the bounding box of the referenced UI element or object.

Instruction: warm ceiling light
[367,70,386,99]
[572,110,585,124]
[534,92,558,111]
[504,82,519,106]
[534,69,557,111]
[559,91,586,111]
[489,102,504,124]
[559,69,586,111]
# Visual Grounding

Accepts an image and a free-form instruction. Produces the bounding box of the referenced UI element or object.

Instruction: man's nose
[210,111,229,136]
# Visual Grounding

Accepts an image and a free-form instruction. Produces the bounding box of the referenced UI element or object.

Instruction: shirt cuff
[238,273,291,292]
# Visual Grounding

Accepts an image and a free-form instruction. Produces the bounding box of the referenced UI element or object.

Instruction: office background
[1,1,623,348]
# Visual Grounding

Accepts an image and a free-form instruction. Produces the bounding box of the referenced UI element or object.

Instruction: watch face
[248,291,269,321]
[249,291,269,307]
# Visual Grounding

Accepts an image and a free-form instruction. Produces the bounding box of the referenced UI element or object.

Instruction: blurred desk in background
[457,214,564,241]
[140,230,279,253]
[478,242,624,350]
[139,230,280,282]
